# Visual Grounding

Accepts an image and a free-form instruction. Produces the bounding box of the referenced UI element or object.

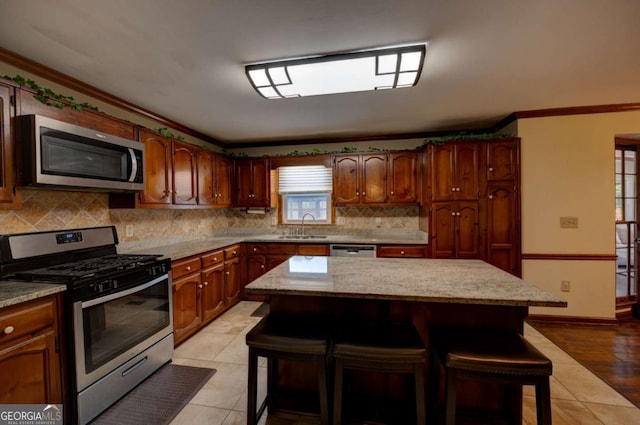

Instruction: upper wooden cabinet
[0,81,20,209]
[197,151,232,207]
[236,158,270,207]
[138,129,173,206]
[486,140,519,181]
[333,152,417,206]
[429,142,480,201]
[172,141,198,206]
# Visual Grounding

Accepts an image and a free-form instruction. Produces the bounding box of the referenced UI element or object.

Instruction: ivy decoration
[2,74,99,111]
[421,131,514,148]
[157,127,186,141]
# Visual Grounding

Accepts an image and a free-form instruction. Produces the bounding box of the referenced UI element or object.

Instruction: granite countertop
[122,233,429,262]
[0,280,67,309]
[245,256,568,308]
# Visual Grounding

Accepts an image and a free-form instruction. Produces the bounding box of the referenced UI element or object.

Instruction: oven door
[73,273,173,391]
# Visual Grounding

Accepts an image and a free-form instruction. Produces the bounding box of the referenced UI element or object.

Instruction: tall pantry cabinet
[426,139,521,276]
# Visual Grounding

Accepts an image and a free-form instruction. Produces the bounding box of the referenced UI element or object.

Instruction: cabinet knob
[362,192,366,196]
[356,192,359,196]
[3,325,14,335]
[186,266,191,271]
[213,257,218,261]
[456,212,461,216]
[260,265,265,269]
[214,193,218,197]
[226,271,230,275]
[456,188,461,192]
[451,212,456,216]
[390,191,394,195]
[400,251,405,255]
[198,284,203,289]
[233,251,237,255]
[489,167,494,172]
[253,247,257,252]
[489,195,494,199]
[451,188,456,192]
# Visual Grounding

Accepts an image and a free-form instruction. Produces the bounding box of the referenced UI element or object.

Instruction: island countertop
[245,256,567,308]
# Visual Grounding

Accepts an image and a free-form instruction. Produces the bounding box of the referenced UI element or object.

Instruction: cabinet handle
[198,284,203,288]
[3,325,14,335]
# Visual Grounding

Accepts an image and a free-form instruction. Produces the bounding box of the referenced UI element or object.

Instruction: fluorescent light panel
[246,43,427,99]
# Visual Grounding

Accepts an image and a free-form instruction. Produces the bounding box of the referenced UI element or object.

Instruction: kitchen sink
[277,235,329,240]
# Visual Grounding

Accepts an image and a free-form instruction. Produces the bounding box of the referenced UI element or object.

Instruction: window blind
[278,165,332,193]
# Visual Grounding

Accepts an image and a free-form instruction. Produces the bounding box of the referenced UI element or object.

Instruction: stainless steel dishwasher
[329,244,377,257]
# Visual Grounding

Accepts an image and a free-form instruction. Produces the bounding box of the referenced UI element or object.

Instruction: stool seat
[333,321,426,425]
[431,327,553,425]
[435,328,552,376]
[246,314,331,425]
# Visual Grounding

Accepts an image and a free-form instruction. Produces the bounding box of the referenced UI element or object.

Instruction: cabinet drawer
[245,244,268,255]
[297,244,329,256]
[172,256,202,279]
[201,250,224,267]
[268,244,297,255]
[0,297,55,345]
[377,245,428,258]
[224,244,241,260]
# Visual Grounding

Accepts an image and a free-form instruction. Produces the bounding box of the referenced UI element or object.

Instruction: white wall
[518,111,640,319]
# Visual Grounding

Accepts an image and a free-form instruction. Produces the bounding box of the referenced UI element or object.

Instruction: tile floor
[169,301,640,424]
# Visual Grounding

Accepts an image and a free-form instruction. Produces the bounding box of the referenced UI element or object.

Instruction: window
[278,166,332,224]
[615,146,638,302]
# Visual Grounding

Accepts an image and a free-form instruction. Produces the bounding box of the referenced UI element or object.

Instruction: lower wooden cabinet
[172,244,242,346]
[377,244,428,258]
[0,295,63,404]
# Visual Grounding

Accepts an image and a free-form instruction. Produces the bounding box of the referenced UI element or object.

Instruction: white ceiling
[1,0,639,145]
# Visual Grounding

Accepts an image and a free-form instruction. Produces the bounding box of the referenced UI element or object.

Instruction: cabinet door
[333,155,360,205]
[139,130,172,205]
[487,141,518,181]
[172,141,198,205]
[455,143,480,200]
[455,201,481,258]
[197,150,216,206]
[250,159,270,207]
[201,262,225,323]
[361,154,387,204]
[172,273,202,345]
[235,159,252,206]
[246,254,268,283]
[0,82,19,209]
[267,254,291,270]
[0,331,61,403]
[431,203,456,258]
[388,151,417,204]
[215,155,233,206]
[430,144,456,201]
[487,183,520,276]
[224,257,241,305]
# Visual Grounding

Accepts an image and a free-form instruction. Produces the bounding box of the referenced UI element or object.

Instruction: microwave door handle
[128,148,137,182]
[80,274,167,308]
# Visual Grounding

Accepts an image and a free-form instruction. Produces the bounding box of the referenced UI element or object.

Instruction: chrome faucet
[300,213,315,236]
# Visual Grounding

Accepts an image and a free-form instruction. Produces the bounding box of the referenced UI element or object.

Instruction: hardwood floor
[528,318,640,409]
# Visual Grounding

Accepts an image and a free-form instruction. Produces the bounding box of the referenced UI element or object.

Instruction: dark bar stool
[245,313,331,425]
[430,327,553,425]
[332,321,427,425]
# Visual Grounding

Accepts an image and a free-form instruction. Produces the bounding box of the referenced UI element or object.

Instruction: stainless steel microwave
[16,115,144,192]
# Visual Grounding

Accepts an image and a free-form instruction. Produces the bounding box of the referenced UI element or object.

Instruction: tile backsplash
[0,190,419,246]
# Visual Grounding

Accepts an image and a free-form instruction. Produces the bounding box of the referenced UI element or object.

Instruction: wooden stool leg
[333,358,344,425]
[535,377,552,425]
[247,347,258,425]
[267,357,276,413]
[429,353,442,424]
[317,356,330,425]
[444,368,457,425]
[414,363,426,425]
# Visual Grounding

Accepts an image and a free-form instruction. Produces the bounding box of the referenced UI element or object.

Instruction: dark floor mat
[91,363,215,425]
[250,302,269,317]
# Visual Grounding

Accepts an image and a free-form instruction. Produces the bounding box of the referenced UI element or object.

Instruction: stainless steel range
[0,226,174,425]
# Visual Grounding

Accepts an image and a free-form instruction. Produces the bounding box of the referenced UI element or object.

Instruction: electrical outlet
[560,216,578,228]
[271,216,278,226]
[561,280,571,292]
[125,224,134,238]
[375,217,382,227]
[336,217,346,225]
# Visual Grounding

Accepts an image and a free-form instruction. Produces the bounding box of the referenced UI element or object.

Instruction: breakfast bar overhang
[245,256,567,423]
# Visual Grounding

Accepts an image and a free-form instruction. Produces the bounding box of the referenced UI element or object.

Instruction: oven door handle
[81,274,168,308]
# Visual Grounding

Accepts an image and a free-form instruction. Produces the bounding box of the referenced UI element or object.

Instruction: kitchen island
[245,256,567,423]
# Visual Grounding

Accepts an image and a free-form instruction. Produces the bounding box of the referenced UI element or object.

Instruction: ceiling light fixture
[245,42,427,100]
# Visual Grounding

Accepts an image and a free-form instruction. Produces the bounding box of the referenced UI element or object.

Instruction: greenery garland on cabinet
[2,74,100,111]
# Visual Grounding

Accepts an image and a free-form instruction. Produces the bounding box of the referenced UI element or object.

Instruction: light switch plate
[125,224,134,237]
[560,216,578,228]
